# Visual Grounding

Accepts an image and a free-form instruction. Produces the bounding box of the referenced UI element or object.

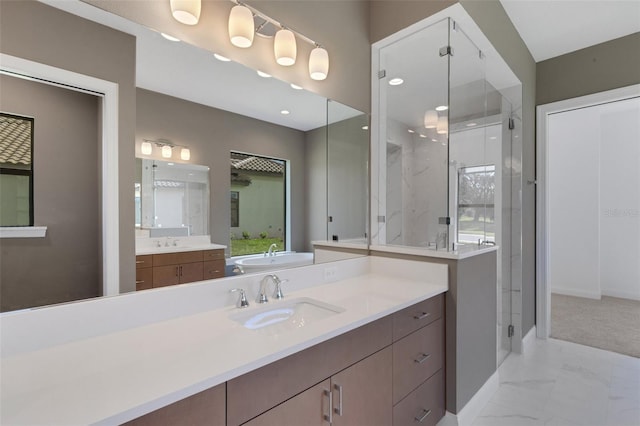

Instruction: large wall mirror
[0,0,369,311]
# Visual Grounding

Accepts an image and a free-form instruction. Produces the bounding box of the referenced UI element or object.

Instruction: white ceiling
[500,0,640,62]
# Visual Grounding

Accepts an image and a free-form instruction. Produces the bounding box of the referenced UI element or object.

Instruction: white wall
[548,97,640,300]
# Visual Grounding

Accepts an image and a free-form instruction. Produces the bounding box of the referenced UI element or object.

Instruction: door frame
[535,84,640,339]
[1,53,120,297]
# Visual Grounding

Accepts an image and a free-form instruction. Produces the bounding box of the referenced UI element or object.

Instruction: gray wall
[369,0,456,43]
[537,32,640,105]
[304,125,328,251]
[135,88,307,253]
[0,75,100,311]
[0,0,137,294]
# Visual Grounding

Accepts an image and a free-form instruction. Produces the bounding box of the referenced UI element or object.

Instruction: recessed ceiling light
[257,70,271,78]
[431,138,438,142]
[214,53,231,62]
[161,33,180,42]
[388,78,404,86]
[435,105,448,111]
[168,162,175,166]
[419,134,427,138]
[407,129,415,133]
[290,83,303,90]
[489,136,497,140]
[362,125,369,130]
[466,122,477,127]
[280,110,290,115]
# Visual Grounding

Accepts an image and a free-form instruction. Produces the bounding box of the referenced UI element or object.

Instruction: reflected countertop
[370,243,499,260]
[135,235,226,255]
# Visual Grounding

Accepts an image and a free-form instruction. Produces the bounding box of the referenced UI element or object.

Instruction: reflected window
[457,165,495,243]
[0,113,34,226]
[230,152,285,256]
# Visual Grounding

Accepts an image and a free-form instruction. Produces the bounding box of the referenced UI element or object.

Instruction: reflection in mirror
[0,113,34,226]
[135,158,210,237]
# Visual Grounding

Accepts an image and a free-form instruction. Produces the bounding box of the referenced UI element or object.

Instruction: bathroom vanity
[0,257,447,425]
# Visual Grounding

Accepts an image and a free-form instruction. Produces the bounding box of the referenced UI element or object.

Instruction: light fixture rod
[231,0,322,48]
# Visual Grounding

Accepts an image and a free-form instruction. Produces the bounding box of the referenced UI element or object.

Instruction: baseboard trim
[522,325,537,353]
[437,371,500,426]
[601,289,640,301]
[551,288,601,300]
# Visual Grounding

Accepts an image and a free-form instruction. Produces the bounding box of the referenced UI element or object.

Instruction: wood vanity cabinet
[135,249,226,290]
[135,255,153,291]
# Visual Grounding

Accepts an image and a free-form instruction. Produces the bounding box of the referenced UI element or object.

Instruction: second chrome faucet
[257,274,286,303]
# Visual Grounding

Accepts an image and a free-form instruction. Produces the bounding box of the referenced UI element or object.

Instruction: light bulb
[170,0,201,25]
[162,145,173,158]
[180,148,191,161]
[424,110,438,129]
[274,29,297,66]
[228,5,254,48]
[437,116,448,135]
[309,46,329,80]
[141,142,152,155]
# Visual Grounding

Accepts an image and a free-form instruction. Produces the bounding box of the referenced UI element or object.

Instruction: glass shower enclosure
[373,18,522,365]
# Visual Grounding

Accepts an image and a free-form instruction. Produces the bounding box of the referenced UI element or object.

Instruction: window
[230,152,286,256]
[457,165,495,243]
[0,113,34,226]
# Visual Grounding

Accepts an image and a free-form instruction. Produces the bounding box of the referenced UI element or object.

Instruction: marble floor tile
[467,338,640,426]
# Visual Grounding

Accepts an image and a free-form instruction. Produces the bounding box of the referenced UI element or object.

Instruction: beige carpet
[551,293,640,358]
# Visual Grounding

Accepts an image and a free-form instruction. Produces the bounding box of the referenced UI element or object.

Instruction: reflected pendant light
[436,115,448,135]
[180,148,191,161]
[274,29,297,66]
[162,145,173,158]
[309,46,329,81]
[424,110,438,129]
[170,0,201,25]
[228,4,254,48]
[141,142,153,155]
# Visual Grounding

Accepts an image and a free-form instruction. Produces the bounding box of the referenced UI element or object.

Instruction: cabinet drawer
[153,265,180,288]
[393,369,444,426]
[392,294,443,342]
[153,250,203,267]
[204,260,226,279]
[136,267,153,291]
[393,318,444,404]
[136,255,153,269]
[204,249,225,261]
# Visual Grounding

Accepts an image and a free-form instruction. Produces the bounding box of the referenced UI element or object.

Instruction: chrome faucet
[257,274,286,303]
[267,243,278,256]
[230,288,249,308]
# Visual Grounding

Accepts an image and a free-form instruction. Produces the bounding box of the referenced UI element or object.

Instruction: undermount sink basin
[230,297,345,334]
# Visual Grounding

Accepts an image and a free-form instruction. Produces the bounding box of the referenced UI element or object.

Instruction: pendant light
[228,4,254,48]
[141,142,153,155]
[309,46,329,80]
[161,145,173,158]
[180,148,191,161]
[274,28,297,66]
[170,0,201,25]
[437,115,448,135]
[424,110,438,129]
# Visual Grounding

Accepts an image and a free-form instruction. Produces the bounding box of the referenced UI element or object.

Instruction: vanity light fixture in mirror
[142,138,191,161]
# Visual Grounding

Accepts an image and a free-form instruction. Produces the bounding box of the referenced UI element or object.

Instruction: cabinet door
[153,265,180,287]
[331,346,392,426]
[179,262,203,283]
[136,267,153,291]
[242,380,330,426]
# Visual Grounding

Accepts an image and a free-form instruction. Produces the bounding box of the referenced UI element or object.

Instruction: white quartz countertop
[0,258,447,425]
[370,243,498,260]
[135,243,226,256]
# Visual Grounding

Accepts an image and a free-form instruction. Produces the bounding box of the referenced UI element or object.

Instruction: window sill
[0,226,47,238]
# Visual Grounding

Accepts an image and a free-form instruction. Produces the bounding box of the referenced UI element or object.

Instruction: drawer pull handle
[334,384,343,416]
[415,409,432,423]
[135,280,145,284]
[323,389,332,423]
[135,260,145,264]
[414,312,431,320]
[414,353,431,364]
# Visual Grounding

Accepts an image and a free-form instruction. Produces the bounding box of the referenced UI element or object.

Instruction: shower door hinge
[439,46,453,57]
[508,118,515,130]
[438,216,451,225]
[508,324,514,338]
[328,216,333,223]
[377,215,386,223]
[378,69,386,79]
